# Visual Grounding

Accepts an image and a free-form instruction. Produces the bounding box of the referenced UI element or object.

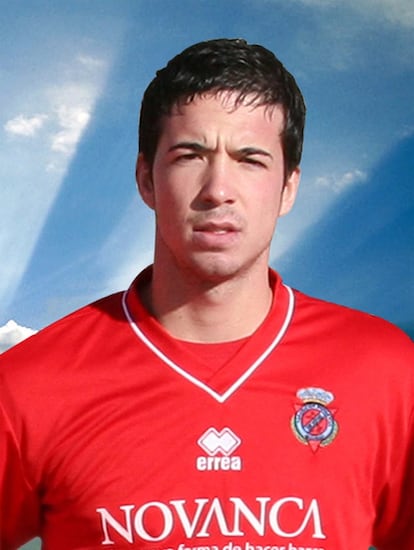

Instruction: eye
[241,157,266,168]
[181,153,201,160]
[174,152,203,163]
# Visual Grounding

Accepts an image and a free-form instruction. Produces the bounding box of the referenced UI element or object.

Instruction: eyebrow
[168,141,210,153]
[237,146,273,160]
[168,142,273,159]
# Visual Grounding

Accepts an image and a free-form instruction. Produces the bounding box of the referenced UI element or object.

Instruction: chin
[184,257,248,285]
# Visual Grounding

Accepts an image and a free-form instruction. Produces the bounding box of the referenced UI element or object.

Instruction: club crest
[291,387,338,452]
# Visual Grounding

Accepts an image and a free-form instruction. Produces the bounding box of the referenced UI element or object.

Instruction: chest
[37,346,382,550]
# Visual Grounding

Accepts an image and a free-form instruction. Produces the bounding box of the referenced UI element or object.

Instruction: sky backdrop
[1,0,413,355]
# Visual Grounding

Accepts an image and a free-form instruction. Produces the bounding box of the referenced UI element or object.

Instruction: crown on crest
[296,387,334,405]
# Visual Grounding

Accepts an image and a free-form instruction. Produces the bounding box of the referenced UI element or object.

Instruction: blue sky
[1,0,413,351]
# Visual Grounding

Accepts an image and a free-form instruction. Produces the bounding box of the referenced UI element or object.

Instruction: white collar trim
[122,285,294,403]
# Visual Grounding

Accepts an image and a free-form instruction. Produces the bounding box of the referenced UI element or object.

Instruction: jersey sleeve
[372,406,414,549]
[0,400,41,549]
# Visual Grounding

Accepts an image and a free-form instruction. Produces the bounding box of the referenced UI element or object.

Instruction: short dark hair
[139,38,306,175]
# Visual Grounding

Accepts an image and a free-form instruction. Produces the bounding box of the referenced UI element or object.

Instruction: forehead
[159,91,284,144]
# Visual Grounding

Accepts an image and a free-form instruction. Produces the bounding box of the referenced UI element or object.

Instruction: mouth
[194,222,239,234]
[192,221,240,249]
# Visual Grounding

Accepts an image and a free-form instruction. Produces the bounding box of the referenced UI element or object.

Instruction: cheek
[158,192,185,215]
[152,177,178,211]
[257,189,282,217]
[252,196,282,237]
[156,177,196,217]
[153,188,189,231]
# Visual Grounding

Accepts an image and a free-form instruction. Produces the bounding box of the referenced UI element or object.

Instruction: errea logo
[196,427,242,471]
[198,427,241,455]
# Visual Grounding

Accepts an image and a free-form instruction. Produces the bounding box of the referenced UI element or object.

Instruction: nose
[198,157,236,206]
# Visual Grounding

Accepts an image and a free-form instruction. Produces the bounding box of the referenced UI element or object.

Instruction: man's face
[137,92,300,284]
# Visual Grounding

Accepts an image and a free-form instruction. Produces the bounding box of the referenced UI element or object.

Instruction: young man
[0,39,413,550]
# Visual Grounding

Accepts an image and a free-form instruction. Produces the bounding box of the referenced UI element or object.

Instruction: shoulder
[285,288,414,429]
[0,291,130,449]
[289,286,413,355]
[0,291,126,380]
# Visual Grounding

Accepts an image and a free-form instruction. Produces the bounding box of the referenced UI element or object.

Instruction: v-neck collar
[122,268,294,403]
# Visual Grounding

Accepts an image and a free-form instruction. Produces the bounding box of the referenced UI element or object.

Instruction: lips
[194,221,239,234]
[192,221,240,249]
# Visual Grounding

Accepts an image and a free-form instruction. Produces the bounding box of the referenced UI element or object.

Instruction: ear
[279,166,301,217]
[136,153,155,210]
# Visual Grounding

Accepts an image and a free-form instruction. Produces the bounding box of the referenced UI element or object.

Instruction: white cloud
[315,169,367,193]
[77,54,106,69]
[51,104,91,155]
[291,0,414,27]
[0,51,111,312]
[4,114,48,137]
[270,166,368,265]
[0,320,37,353]
[45,78,103,163]
[3,56,107,164]
[3,98,93,169]
[354,0,413,28]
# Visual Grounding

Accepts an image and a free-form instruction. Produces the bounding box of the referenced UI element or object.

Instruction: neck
[140,262,273,343]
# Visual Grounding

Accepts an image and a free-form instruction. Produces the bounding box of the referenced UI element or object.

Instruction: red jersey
[1,268,413,549]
